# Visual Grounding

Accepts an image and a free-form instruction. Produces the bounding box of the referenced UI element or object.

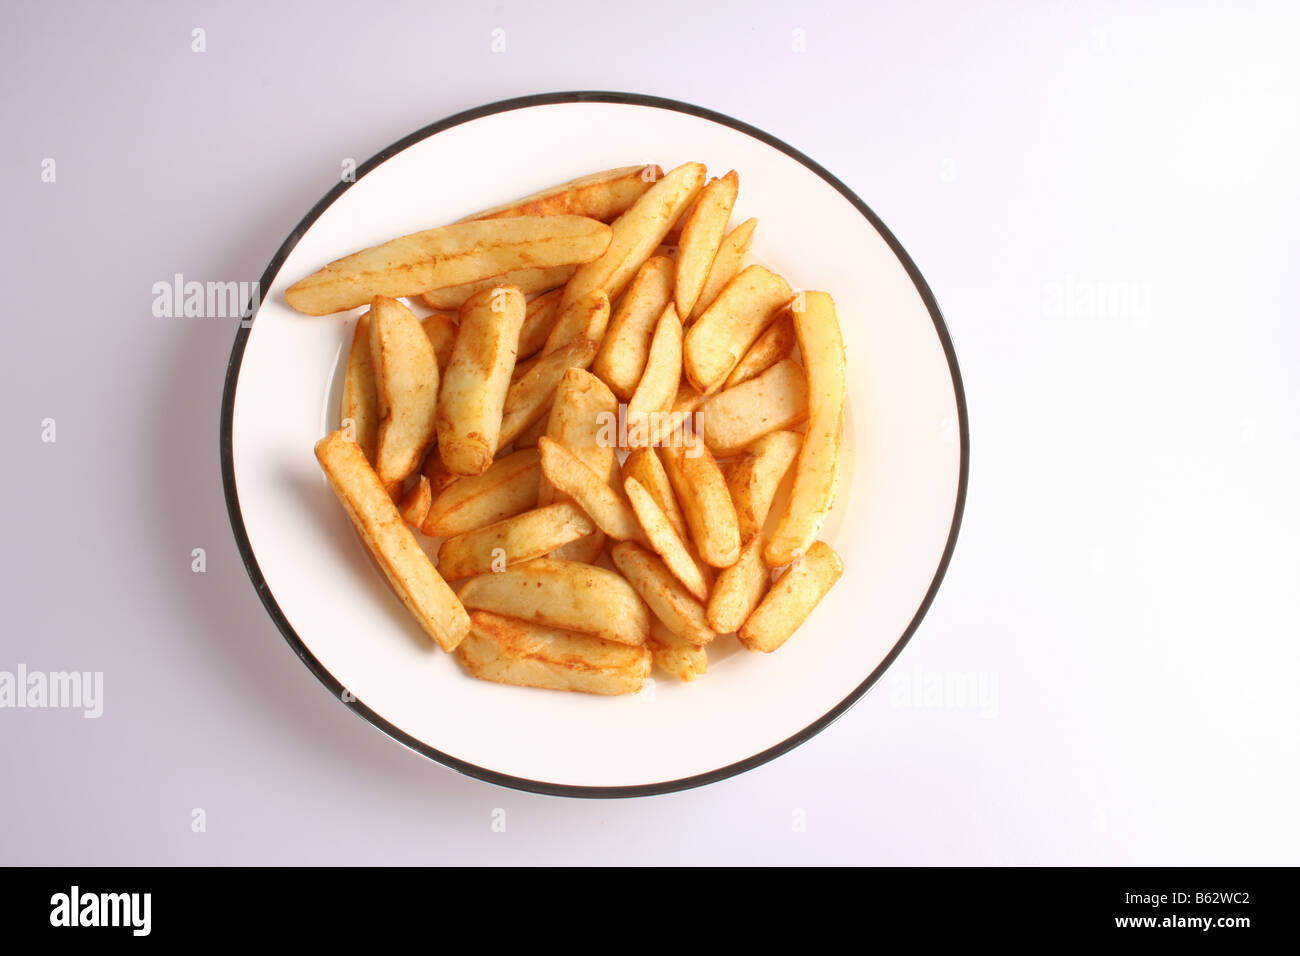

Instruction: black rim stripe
[219,90,971,798]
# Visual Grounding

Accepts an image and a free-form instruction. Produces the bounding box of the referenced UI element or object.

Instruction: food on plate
[456,611,652,695]
[542,289,611,355]
[436,502,595,580]
[436,284,525,476]
[591,255,675,400]
[694,357,809,457]
[418,264,575,312]
[512,407,550,449]
[497,339,601,448]
[764,292,846,567]
[682,265,792,394]
[740,541,843,653]
[286,216,611,315]
[646,618,708,682]
[538,369,619,562]
[559,162,706,313]
[460,165,663,223]
[670,383,705,417]
[539,369,620,493]
[370,295,441,490]
[723,306,795,388]
[398,474,432,527]
[722,430,802,542]
[610,541,716,647]
[625,303,683,431]
[306,160,847,694]
[658,428,741,569]
[674,170,738,320]
[624,477,710,601]
[421,451,460,496]
[620,447,688,542]
[538,437,645,543]
[497,294,608,447]
[510,353,540,384]
[516,287,563,359]
[421,447,540,537]
[314,430,470,651]
[456,558,651,646]
[420,312,459,375]
[706,534,769,634]
[340,311,379,462]
[690,217,756,322]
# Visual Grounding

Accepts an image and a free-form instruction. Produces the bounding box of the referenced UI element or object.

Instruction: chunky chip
[287,216,612,316]
[457,611,651,696]
[315,431,469,651]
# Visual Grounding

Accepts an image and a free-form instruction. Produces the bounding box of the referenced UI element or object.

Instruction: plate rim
[219,90,970,798]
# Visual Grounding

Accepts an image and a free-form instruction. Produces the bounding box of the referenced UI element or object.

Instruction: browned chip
[370,295,440,489]
[287,216,611,316]
[723,307,796,388]
[559,162,706,312]
[398,475,432,527]
[690,217,756,322]
[436,502,595,580]
[765,292,846,567]
[695,358,809,457]
[682,265,791,394]
[315,430,470,652]
[436,284,526,476]
[739,541,843,653]
[647,618,708,682]
[658,428,741,568]
[457,611,651,695]
[340,311,378,463]
[610,541,716,646]
[421,447,540,537]
[675,170,739,320]
[456,558,650,646]
[420,311,459,376]
[461,165,663,223]
[706,534,769,634]
[723,430,802,541]
[418,265,575,312]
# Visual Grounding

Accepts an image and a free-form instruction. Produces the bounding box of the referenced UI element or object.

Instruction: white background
[1,0,1296,864]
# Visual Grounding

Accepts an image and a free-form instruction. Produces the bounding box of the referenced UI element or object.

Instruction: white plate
[221,92,968,796]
